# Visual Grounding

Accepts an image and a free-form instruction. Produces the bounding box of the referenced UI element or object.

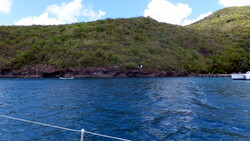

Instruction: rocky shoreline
[0,65,179,78]
[0,65,231,78]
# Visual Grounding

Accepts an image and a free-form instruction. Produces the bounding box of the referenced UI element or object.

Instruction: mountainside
[188,6,250,73]
[0,6,250,77]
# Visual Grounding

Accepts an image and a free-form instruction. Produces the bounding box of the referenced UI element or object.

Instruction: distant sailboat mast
[231,38,250,80]
[239,38,250,72]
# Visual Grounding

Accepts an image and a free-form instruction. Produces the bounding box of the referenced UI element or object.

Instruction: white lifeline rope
[0,114,131,141]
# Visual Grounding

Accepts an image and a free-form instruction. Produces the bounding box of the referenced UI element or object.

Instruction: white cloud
[144,0,192,25]
[82,7,106,21]
[14,0,105,25]
[0,0,12,14]
[219,0,250,7]
[183,12,212,25]
[45,0,83,23]
[14,13,63,25]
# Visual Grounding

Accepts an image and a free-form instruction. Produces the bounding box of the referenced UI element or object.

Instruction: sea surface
[0,77,250,141]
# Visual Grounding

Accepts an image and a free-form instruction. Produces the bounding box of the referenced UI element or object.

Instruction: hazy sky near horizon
[0,0,250,26]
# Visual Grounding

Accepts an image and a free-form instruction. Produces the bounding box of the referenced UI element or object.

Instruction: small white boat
[245,71,250,80]
[231,73,246,80]
[59,76,74,79]
[231,71,250,80]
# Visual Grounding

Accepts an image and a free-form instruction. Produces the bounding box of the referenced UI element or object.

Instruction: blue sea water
[0,77,250,141]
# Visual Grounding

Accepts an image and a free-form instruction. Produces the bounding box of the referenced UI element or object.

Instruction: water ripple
[0,77,250,140]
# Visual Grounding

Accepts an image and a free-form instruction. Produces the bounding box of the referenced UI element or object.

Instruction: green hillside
[188,6,250,73]
[0,6,250,77]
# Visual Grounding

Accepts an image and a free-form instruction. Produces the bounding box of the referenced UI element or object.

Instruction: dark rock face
[0,69,15,78]
[42,71,62,78]
[0,65,178,78]
[1,69,13,75]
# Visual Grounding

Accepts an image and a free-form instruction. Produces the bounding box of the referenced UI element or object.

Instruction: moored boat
[231,40,250,80]
[244,71,250,80]
[231,71,250,80]
[59,76,74,79]
[231,73,246,80]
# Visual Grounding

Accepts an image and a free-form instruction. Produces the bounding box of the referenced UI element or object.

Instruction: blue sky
[0,0,250,26]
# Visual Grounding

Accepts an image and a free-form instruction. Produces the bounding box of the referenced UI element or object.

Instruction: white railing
[0,114,131,141]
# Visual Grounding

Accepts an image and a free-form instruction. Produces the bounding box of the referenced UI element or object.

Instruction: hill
[187,6,250,73]
[0,6,250,77]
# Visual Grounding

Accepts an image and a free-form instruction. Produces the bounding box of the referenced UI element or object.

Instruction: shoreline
[0,65,231,78]
[0,73,232,78]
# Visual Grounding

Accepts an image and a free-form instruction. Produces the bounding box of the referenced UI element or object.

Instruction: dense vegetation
[188,6,250,73]
[0,6,250,75]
